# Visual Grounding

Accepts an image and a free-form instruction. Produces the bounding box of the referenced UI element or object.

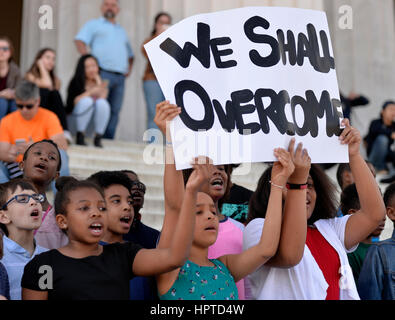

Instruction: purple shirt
[34,206,68,250]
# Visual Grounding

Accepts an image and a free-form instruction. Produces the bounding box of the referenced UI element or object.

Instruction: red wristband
[286,183,308,190]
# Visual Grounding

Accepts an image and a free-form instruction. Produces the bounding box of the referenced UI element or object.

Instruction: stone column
[324,0,395,136]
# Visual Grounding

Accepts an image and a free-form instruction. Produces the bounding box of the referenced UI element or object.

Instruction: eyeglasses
[16,104,35,110]
[0,47,10,52]
[132,181,146,193]
[1,193,45,210]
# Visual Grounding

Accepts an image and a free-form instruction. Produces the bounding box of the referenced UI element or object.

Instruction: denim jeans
[0,161,10,183]
[143,80,165,131]
[0,98,17,120]
[357,230,395,300]
[50,149,70,195]
[70,97,111,135]
[100,70,126,139]
[368,134,395,171]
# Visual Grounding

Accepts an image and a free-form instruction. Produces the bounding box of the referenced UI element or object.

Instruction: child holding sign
[244,119,386,300]
[156,100,247,298]
[154,102,294,300]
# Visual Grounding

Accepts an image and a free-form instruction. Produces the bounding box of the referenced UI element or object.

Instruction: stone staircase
[67,139,393,240]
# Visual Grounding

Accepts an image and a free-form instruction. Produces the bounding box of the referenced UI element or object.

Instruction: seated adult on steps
[364,101,395,175]
[25,48,71,143]
[0,36,21,121]
[66,54,110,148]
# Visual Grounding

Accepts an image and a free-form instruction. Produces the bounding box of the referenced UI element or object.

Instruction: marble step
[69,158,164,175]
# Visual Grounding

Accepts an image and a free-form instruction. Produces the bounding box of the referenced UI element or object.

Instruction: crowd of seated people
[0,0,394,301]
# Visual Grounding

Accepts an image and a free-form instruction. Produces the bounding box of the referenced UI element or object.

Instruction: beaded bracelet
[269,180,284,189]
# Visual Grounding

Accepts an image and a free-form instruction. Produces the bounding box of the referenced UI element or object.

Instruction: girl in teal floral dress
[154,101,298,300]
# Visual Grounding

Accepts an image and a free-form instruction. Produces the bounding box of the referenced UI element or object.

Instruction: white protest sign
[145,7,348,170]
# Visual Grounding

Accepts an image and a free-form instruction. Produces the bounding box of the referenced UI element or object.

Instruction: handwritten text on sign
[145,7,347,169]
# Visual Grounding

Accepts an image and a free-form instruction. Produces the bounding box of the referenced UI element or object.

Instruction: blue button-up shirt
[0,236,48,300]
[75,17,134,74]
[357,229,395,300]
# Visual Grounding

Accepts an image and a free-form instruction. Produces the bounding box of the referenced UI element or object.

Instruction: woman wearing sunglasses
[0,179,48,300]
[0,36,21,121]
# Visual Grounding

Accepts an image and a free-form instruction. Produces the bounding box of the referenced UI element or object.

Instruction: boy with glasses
[0,179,48,300]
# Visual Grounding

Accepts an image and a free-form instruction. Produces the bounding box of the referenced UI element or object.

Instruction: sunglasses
[0,47,10,52]
[16,104,35,110]
[1,193,45,210]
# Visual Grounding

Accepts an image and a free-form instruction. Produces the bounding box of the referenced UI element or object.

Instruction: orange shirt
[0,107,63,162]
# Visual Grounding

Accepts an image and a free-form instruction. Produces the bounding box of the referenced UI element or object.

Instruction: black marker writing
[174,80,343,137]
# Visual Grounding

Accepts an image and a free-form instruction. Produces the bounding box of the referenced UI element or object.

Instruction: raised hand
[154,100,181,137]
[287,138,311,184]
[0,88,14,99]
[271,148,295,187]
[185,156,213,193]
[37,58,46,70]
[88,85,103,97]
[339,118,361,157]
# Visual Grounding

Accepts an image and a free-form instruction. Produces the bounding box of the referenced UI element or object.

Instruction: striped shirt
[5,162,23,180]
[0,236,47,300]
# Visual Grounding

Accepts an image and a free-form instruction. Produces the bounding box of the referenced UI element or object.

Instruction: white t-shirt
[243,215,360,300]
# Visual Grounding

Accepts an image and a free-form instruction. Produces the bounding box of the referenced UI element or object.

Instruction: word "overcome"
[175,80,343,138]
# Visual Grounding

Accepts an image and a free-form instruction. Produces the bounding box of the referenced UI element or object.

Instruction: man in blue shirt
[75,0,134,139]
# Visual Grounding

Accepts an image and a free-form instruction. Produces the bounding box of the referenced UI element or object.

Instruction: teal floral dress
[160,259,238,300]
